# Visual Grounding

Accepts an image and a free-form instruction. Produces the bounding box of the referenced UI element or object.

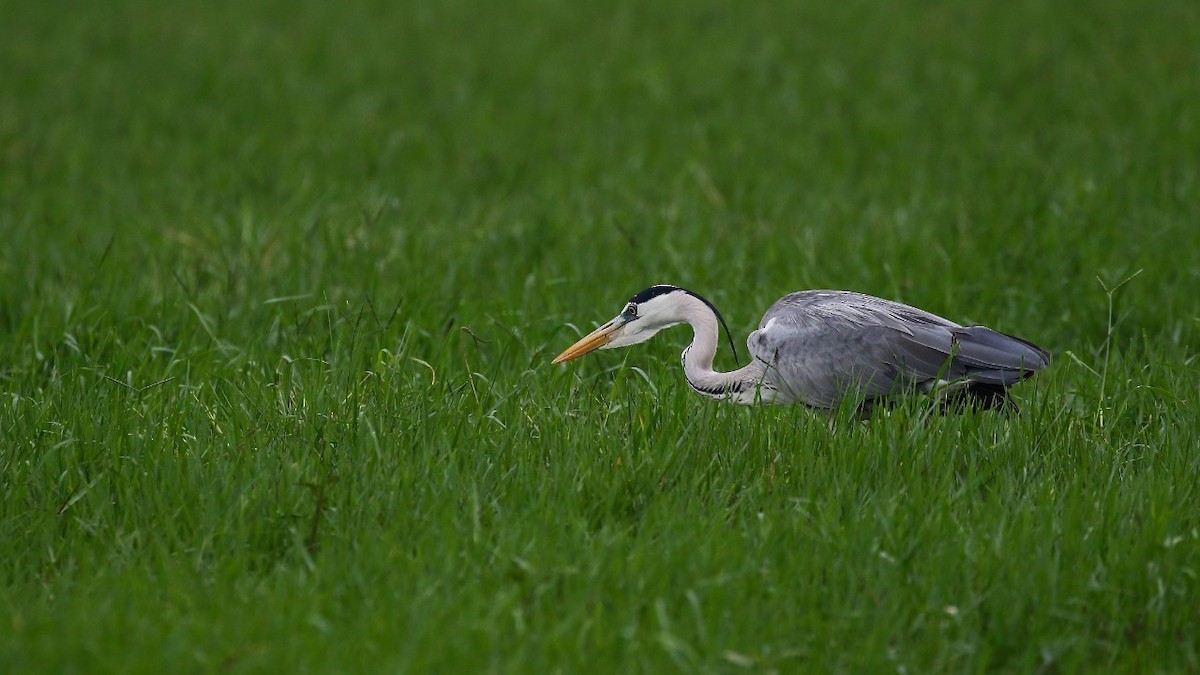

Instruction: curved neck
[676,294,766,402]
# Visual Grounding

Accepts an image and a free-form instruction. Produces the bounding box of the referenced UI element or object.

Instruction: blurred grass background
[2,0,1198,672]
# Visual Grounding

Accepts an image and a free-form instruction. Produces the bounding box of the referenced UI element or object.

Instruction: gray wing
[747,291,1050,408]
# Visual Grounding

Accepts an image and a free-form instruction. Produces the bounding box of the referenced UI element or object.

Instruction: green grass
[2,0,1199,671]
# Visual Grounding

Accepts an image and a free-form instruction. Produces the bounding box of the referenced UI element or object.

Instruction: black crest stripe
[627,285,742,365]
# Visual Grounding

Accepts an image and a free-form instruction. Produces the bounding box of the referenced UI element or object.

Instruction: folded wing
[747,291,1050,408]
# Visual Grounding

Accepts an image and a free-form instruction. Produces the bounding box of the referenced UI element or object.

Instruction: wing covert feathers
[747,291,1049,408]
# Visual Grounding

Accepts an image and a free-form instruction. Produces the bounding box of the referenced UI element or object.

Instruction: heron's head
[551,285,739,364]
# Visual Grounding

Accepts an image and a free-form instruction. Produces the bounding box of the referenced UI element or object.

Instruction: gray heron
[552,284,1049,411]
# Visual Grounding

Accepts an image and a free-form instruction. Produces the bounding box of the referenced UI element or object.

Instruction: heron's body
[553,285,1049,411]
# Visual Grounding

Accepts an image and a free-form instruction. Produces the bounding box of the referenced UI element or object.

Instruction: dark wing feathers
[748,291,1050,407]
[899,324,1049,380]
[952,325,1050,370]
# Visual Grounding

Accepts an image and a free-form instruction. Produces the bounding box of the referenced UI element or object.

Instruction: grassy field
[2,0,1199,671]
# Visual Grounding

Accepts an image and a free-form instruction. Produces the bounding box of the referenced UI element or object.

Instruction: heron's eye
[624,303,638,318]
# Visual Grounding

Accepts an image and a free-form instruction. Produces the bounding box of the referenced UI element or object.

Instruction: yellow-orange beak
[551,320,622,364]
